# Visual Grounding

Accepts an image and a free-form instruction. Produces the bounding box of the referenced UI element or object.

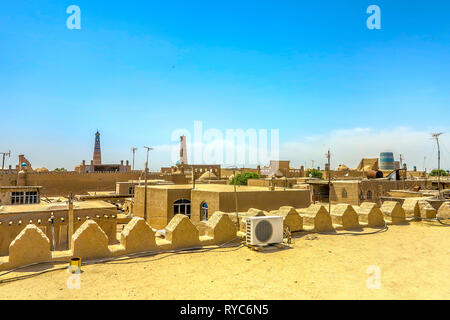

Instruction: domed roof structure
[337,164,349,171]
[198,171,218,181]
[269,170,284,178]
[35,167,49,173]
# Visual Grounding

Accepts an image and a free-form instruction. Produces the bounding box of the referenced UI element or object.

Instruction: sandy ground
[0,222,448,300]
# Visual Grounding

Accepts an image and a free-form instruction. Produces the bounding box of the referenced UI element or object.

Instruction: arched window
[367,190,373,200]
[342,189,348,198]
[174,199,191,218]
[200,202,209,221]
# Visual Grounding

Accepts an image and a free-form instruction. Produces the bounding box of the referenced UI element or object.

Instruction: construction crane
[1,151,11,170]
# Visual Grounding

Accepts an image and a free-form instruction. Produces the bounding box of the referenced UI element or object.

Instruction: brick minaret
[93,131,102,165]
[180,135,188,165]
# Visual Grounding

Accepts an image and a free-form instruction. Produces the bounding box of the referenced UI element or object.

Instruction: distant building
[93,131,102,165]
[259,160,304,178]
[133,184,311,229]
[75,131,131,173]
[15,155,33,171]
[380,152,395,171]
[161,163,222,180]
[356,158,379,171]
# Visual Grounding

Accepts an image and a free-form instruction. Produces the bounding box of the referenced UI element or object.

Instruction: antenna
[143,146,154,221]
[1,150,11,170]
[431,133,443,198]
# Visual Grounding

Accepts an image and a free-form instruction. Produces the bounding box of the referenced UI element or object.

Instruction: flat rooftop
[0,186,42,189]
[0,200,117,214]
[0,223,447,299]
[137,184,306,193]
[117,180,173,184]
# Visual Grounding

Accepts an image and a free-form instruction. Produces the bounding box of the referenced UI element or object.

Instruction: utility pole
[326,150,331,214]
[131,147,138,170]
[228,166,240,229]
[399,154,406,189]
[399,154,403,180]
[68,193,74,250]
[233,168,239,229]
[1,150,11,170]
[432,133,443,198]
[143,146,153,221]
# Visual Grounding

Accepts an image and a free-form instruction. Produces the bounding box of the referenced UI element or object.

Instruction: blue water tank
[380,152,395,171]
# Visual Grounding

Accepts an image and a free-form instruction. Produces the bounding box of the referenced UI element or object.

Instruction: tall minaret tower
[180,135,188,165]
[93,131,102,165]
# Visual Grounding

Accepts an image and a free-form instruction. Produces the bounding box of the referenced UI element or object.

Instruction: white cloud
[281,127,450,171]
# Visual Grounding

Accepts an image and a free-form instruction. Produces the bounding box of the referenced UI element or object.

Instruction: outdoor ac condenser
[246,216,284,246]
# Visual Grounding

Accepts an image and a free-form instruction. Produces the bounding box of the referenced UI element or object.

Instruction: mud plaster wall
[0,171,144,196]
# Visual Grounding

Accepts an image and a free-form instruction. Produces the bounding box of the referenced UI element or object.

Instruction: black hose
[0,240,244,284]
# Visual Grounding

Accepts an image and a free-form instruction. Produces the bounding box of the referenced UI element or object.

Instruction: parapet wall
[0,171,147,196]
[1,201,447,272]
[0,213,239,271]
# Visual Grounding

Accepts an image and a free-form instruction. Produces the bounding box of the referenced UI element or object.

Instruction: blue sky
[1,1,449,170]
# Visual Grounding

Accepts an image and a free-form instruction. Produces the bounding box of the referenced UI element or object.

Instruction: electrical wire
[0,266,68,284]
[317,224,388,236]
[0,260,69,278]
[292,222,389,237]
[0,209,447,284]
[0,238,244,284]
[406,216,450,226]
[101,243,245,266]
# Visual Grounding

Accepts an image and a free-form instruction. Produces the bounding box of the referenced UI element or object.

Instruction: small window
[200,202,209,221]
[11,191,38,205]
[367,190,373,200]
[342,189,348,198]
[128,186,135,195]
[174,199,191,218]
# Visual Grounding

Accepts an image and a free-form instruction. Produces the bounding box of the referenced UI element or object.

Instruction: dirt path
[0,222,449,300]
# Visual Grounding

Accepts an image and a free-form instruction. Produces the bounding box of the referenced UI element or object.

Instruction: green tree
[54,168,67,172]
[306,169,323,179]
[230,172,260,186]
[429,169,448,177]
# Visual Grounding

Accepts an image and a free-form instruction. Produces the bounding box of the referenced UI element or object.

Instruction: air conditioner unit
[246,216,284,246]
